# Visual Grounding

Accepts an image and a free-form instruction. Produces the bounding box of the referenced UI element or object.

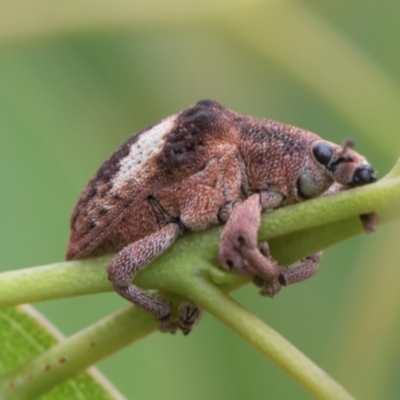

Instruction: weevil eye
[312,142,333,166]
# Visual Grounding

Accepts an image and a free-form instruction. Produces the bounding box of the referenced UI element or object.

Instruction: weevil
[66,100,377,334]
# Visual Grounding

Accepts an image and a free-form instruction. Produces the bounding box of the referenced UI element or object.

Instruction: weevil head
[314,139,376,186]
[298,139,376,198]
[312,140,376,187]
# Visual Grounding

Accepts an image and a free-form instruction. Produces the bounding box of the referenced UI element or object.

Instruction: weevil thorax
[240,117,376,202]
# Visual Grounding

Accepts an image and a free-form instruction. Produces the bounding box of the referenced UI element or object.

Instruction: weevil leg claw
[252,274,282,297]
[178,302,203,335]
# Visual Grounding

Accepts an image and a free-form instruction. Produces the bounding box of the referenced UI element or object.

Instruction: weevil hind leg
[107,223,181,333]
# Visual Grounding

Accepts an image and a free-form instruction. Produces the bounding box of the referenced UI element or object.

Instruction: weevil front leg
[219,193,285,296]
[108,223,182,333]
[279,252,322,286]
[324,182,379,233]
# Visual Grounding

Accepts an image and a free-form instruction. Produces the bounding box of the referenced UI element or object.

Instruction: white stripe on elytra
[112,115,177,190]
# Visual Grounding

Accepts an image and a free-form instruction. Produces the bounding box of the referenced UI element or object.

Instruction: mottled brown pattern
[66,99,377,333]
[67,123,162,259]
[70,124,153,227]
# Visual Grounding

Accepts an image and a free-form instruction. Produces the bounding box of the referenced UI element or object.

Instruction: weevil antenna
[339,138,355,157]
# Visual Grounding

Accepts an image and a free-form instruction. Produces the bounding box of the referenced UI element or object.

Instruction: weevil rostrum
[66,100,377,334]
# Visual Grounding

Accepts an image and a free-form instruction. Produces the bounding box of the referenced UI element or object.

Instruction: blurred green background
[1,1,400,399]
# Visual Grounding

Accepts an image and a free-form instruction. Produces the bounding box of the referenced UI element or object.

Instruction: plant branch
[188,278,355,400]
[0,160,399,399]
[0,278,356,400]
[0,167,399,307]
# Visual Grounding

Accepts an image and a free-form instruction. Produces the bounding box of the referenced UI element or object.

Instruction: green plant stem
[0,306,156,400]
[188,278,355,400]
[259,175,400,240]
[0,160,398,399]
[0,172,399,308]
[0,277,354,400]
[0,257,114,308]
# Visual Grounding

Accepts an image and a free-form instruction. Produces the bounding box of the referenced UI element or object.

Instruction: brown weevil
[66,100,377,334]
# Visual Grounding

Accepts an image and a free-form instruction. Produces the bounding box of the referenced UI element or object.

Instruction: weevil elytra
[66,100,377,334]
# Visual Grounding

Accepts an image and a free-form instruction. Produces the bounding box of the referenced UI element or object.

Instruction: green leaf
[0,305,125,400]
